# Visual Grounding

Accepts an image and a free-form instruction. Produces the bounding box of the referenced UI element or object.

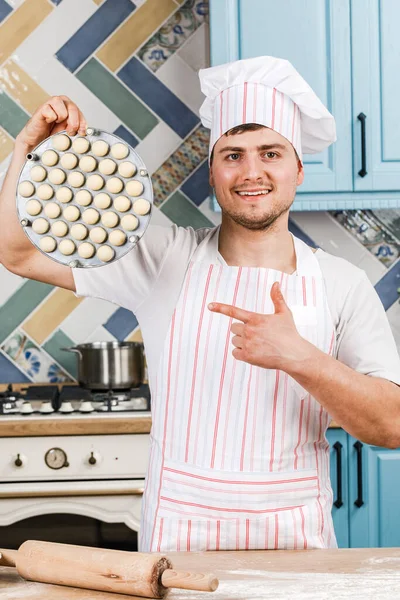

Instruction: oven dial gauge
[44,447,69,470]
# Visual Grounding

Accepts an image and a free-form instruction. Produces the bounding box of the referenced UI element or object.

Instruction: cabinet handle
[357,113,367,177]
[354,441,364,507]
[333,441,343,508]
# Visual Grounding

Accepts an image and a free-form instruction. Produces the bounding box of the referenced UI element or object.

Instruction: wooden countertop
[1,547,400,599]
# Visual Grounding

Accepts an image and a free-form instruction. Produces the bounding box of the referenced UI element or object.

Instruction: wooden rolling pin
[0,540,219,598]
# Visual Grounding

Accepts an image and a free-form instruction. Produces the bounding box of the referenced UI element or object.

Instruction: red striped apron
[139,233,337,552]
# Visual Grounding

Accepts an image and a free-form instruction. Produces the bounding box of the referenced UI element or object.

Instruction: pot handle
[60,347,82,357]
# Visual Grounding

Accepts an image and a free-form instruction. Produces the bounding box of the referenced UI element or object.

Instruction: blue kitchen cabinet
[326,428,350,548]
[209,0,400,209]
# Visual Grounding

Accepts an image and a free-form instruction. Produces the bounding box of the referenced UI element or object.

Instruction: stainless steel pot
[62,341,145,390]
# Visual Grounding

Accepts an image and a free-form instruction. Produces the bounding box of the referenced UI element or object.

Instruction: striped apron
[139,233,337,552]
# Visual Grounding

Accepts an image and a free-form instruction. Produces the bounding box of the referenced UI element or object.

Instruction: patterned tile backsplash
[0,0,398,383]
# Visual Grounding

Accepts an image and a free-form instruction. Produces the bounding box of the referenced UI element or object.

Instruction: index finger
[208,302,251,322]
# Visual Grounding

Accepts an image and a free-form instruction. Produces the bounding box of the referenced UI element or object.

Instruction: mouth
[235,189,272,201]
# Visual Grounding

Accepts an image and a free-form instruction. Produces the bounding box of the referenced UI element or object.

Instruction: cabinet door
[326,429,350,548]
[352,0,400,190]
[209,0,353,194]
[349,437,400,547]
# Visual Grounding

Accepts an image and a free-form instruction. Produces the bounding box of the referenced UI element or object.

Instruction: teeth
[237,190,270,196]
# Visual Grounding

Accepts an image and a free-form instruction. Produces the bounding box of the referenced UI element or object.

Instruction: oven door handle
[0,482,144,498]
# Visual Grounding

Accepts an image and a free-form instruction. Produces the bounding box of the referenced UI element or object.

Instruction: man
[1,56,399,552]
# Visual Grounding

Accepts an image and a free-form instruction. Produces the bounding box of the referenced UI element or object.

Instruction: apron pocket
[158,458,319,521]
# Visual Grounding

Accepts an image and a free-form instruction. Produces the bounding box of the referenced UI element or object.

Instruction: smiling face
[210,125,304,231]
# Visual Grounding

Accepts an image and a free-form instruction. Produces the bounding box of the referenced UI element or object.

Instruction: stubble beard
[222,197,293,232]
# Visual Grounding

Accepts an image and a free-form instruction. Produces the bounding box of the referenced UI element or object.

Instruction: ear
[296,162,305,187]
[209,166,214,188]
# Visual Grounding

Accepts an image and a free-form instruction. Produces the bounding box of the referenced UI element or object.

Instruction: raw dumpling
[92,140,109,157]
[99,159,116,175]
[60,153,78,169]
[93,193,111,209]
[126,180,143,197]
[113,195,131,212]
[75,190,92,206]
[79,156,97,173]
[72,137,90,154]
[26,200,42,216]
[51,221,69,237]
[78,242,95,259]
[87,174,104,191]
[59,239,76,255]
[30,166,47,182]
[68,172,85,188]
[39,236,57,252]
[106,177,124,194]
[44,202,61,219]
[18,181,35,197]
[70,223,88,240]
[121,214,139,231]
[89,227,107,244]
[111,143,129,159]
[48,168,66,185]
[53,134,71,151]
[133,198,151,216]
[32,218,50,234]
[56,187,73,203]
[109,230,126,246]
[37,184,54,200]
[82,208,100,225]
[101,211,119,228]
[63,206,81,222]
[97,245,115,262]
[42,150,59,166]
[118,161,136,178]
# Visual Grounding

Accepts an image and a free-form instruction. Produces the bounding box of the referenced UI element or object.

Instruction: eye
[227,153,241,161]
[265,152,277,159]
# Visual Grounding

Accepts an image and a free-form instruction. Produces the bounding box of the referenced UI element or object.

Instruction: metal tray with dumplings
[16,128,153,268]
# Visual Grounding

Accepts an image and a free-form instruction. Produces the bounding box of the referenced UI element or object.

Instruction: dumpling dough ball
[121,214,139,231]
[109,230,126,246]
[106,177,124,194]
[63,206,81,222]
[126,180,143,197]
[113,195,131,212]
[18,181,35,198]
[97,245,115,263]
[99,158,116,175]
[82,208,100,225]
[94,192,111,209]
[42,150,59,166]
[101,211,119,228]
[89,227,107,244]
[26,200,42,216]
[111,143,129,160]
[72,137,90,154]
[39,236,57,253]
[68,171,85,188]
[48,168,66,185]
[118,161,136,178]
[92,140,109,157]
[79,156,97,173]
[75,190,92,206]
[133,198,151,216]
[51,220,69,237]
[37,183,54,200]
[32,218,50,234]
[87,174,104,191]
[53,134,71,151]
[56,186,73,203]
[44,202,61,219]
[60,153,78,170]
[78,242,95,259]
[70,223,88,240]
[59,239,76,256]
[30,165,47,182]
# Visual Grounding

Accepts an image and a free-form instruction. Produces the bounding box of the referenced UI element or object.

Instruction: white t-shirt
[73,225,400,386]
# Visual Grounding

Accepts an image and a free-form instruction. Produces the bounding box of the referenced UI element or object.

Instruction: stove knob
[88,452,97,465]
[14,453,24,467]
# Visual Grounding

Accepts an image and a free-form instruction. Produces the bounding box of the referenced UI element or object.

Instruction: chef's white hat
[199,56,336,161]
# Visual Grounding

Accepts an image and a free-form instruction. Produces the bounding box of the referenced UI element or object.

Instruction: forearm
[0,137,37,268]
[284,341,400,448]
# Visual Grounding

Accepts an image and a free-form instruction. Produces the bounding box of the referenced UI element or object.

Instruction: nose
[241,153,266,182]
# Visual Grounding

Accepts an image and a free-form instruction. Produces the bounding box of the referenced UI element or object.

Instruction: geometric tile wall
[0,0,399,384]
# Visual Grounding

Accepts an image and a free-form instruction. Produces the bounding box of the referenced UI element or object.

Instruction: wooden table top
[2,547,400,599]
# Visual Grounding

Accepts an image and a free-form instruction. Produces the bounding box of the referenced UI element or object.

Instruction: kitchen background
[0,0,399,385]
